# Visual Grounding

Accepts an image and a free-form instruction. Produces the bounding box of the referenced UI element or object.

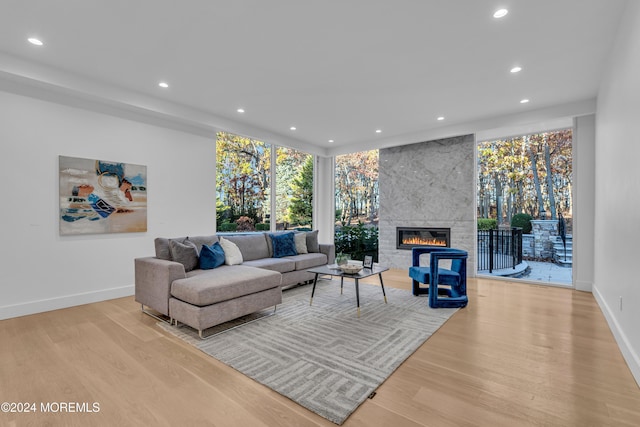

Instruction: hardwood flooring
[1,271,639,426]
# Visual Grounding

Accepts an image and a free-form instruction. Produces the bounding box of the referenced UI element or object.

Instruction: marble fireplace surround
[378,134,476,271]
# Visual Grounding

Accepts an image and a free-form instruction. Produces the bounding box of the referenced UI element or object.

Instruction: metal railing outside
[477,227,523,273]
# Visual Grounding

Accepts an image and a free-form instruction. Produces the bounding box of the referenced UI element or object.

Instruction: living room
[1,1,639,425]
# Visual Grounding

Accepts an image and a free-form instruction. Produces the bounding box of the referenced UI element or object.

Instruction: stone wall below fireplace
[378,134,476,271]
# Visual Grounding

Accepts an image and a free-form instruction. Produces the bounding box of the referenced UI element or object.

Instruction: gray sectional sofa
[135,231,335,338]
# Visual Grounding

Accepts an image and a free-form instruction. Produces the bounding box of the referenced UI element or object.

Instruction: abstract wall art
[59,156,147,235]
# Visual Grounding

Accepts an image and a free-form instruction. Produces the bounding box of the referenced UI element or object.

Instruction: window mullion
[270,145,277,232]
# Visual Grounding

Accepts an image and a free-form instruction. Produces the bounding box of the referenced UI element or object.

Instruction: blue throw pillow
[270,232,298,258]
[199,242,226,269]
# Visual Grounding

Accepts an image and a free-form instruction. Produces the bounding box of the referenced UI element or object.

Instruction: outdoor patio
[479,259,572,286]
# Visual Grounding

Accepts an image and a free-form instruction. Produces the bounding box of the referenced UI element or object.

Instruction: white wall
[594,1,640,384]
[314,156,335,245]
[0,91,216,320]
[573,114,596,292]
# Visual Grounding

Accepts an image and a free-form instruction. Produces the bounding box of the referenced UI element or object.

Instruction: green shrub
[334,222,378,261]
[477,218,497,230]
[218,222,238,232]
[511,213,533,234]
[255,223,270,231]
[216,199,231,225]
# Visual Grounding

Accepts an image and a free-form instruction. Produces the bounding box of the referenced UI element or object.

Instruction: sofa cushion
[189,235,220,251]
[155,235,219,261]
[171,265,281,306]
[199,242,225,270]
[265,231,287,257]
[219,237,243,265]
[168,238,199,272]
[283,252,328,270]
[266,230,319,255]
[222,234,270,261]
[242,257,296,273]
[305,230,320,253]
[294,232,308,254]
[270,232,297,258]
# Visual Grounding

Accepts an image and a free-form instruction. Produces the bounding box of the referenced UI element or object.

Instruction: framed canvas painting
[59,156,147,235]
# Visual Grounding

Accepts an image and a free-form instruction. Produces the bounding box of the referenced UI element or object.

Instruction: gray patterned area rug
[159,280,458,425]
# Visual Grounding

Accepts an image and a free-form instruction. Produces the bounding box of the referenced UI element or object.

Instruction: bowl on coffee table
[339,264,363,275]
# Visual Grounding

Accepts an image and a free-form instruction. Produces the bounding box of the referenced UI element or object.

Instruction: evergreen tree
[288,156,313,225]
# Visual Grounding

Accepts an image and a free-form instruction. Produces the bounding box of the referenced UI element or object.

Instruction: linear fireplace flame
[396,227,450,250]
[402,236,447,246]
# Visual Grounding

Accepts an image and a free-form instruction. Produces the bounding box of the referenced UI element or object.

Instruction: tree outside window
[216,132,313,232]
[216,132,270,231]
[335,149,379,261]
[477,129,572,227]
[278,150,313,229]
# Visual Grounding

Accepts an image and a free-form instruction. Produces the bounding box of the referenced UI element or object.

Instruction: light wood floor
[2,271,639,427]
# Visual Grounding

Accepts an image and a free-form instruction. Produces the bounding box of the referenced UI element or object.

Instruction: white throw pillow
[219,237,243,265]
[294,232,308,254]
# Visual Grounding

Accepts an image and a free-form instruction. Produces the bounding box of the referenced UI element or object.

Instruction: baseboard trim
[0,285,134,320]
[592,284,640,387]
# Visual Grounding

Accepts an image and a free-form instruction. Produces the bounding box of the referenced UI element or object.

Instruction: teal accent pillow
[270,232,298,258]
[199,242,226,269]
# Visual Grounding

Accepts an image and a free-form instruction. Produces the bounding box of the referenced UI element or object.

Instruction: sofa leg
[195,308,279,340]
[140,304,171,324]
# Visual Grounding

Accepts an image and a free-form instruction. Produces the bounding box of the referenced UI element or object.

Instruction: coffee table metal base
[307,265,389,317]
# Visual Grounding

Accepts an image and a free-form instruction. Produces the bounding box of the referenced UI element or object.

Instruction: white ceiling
[0,0,628,155]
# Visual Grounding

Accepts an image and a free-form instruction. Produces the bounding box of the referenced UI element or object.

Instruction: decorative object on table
[363,255,373,269]
[338,263,362,274]
[59,155,147,235]
[158,282,458,425]
[335,252,350,266]
[408,246,468,308]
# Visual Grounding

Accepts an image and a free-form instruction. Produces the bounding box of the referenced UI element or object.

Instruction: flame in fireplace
[402,236,447,246]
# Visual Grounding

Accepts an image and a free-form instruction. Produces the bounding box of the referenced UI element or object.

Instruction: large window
[275,147,313,230]
[477,129,573,285]
[334,149,379,260]
[477,130,572,223]
[216,132,312,232]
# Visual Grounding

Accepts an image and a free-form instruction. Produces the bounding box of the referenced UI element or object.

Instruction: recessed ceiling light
[520,99,530,104]
[290,126,296,131]
[493,9,508,18]
[237,108,245,113]
[328,139,334,143]
[375,129,382,133]
[158,82,169,88]
[437,116,445,121]
[510,66,522,73]
[28,37,43,46]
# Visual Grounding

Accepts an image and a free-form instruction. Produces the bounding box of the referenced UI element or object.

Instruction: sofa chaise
[135,231,335,338]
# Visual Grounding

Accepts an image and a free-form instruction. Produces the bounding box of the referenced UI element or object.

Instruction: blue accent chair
[408,246,468,308]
